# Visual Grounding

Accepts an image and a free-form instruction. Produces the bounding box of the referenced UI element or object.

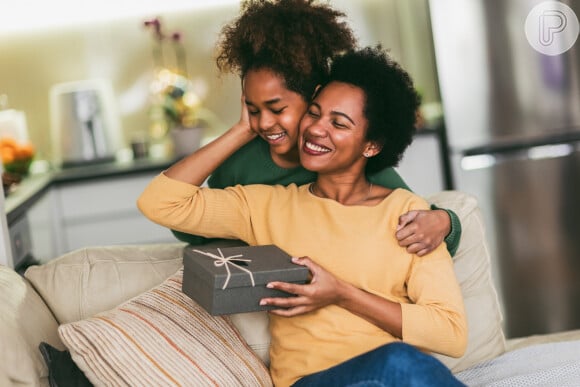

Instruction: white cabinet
[51,172,176,255]
[27,190,59,264]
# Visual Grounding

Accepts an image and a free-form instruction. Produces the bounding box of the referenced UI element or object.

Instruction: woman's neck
[310,175,374,206]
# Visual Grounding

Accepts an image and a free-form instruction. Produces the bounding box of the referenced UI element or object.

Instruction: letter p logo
[540,10,567,46]
[525,1,579,55]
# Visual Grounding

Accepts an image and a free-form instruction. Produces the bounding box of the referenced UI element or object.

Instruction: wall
[0,0,440,164]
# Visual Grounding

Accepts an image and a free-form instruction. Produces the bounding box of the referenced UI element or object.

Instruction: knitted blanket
[456,340,580,386]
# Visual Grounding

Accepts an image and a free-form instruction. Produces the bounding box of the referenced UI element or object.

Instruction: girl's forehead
[243,68,307,105]
[244,68,285,88]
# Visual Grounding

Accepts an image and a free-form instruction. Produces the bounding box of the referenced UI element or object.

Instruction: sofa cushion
[230,311,271,365]
[25,243,185,323]
[58,268,272,386]
[0,265,63,386]
[428,191,507,372]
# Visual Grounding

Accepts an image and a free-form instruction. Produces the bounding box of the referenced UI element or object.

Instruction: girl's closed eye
[271,106,287,114]
[307,107,320,118]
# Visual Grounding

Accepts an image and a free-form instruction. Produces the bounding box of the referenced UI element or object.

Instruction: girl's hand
[231,94,256,139]
[260,256,345,317]
[396,209,450,256]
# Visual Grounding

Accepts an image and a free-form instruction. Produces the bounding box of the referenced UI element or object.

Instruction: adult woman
[138,46,467,387]
[172,0,462,257]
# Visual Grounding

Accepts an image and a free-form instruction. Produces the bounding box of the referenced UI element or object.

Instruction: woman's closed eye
[332,120,348,129]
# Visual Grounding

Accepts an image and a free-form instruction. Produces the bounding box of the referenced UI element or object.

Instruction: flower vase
[169,126,204,157]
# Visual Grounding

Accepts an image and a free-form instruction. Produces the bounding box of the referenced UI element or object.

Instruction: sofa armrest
[506,329,580,352]
[0,265,63,385]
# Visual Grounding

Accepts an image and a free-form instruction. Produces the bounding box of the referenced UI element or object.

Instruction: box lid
[183,245,309,289]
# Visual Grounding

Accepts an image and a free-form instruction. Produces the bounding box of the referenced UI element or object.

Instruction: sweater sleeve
[400,246,468,358]
[169,149,239,245]
[430,204,462,257]
[168,140,246,245]
[137,173,257,244]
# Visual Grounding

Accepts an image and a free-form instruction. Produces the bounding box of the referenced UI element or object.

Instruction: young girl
[171,0,462,257]
[139,46,466,387]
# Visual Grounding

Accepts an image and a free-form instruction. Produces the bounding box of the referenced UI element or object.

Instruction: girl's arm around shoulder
[393,190,461,257]
[430,204,462,256]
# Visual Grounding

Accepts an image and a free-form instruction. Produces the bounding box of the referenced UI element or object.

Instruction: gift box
[182,244,309,315]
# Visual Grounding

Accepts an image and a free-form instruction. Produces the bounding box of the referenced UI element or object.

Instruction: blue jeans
[292,342,465,387]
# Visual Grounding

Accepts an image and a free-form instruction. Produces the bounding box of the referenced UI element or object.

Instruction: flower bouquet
[144,18,203,146]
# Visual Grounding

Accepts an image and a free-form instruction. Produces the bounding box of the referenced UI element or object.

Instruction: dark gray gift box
[182,244,309,315]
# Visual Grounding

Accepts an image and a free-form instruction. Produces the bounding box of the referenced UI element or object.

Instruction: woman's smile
[303,139,331,155]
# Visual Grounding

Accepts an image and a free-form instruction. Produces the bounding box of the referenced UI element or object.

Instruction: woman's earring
[363,152,370,158]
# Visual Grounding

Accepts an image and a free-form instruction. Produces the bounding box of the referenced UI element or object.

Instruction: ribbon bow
[193,248,255,290]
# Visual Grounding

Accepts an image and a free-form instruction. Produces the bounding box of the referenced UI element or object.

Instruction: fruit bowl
[1,137,35,195]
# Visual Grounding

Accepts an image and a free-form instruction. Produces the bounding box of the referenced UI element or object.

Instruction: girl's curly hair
[216,0,357,99]
[326,46,421,173]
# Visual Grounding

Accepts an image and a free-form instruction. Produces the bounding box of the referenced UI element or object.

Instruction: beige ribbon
[193,248,256,290]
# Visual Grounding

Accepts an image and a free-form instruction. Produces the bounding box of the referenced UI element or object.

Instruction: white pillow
[25,243,185,323]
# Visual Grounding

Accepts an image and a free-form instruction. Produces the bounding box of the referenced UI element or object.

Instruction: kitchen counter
[5,155,178,225]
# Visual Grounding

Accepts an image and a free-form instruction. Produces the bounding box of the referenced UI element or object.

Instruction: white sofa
[1,191,579,386]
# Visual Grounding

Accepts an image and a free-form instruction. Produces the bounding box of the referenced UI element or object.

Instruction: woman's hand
[260,256,345,317]
[395,209,451,256]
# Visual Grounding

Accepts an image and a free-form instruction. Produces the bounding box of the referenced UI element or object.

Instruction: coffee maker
[50,79,123,168]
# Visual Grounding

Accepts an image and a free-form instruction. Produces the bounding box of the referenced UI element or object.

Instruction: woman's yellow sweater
[138,173,467,387]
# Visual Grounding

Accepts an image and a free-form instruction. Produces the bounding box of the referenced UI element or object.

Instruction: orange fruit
[0,137,18,150]
[1,147,15,164]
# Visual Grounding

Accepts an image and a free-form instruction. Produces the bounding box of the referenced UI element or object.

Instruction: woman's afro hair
[326,46,421,173]
[215,0,357,99]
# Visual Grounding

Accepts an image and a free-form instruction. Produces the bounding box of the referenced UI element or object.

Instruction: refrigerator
[429,0,580,338]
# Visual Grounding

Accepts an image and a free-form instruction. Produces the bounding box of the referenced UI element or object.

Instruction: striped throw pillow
[58,268,272,386]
